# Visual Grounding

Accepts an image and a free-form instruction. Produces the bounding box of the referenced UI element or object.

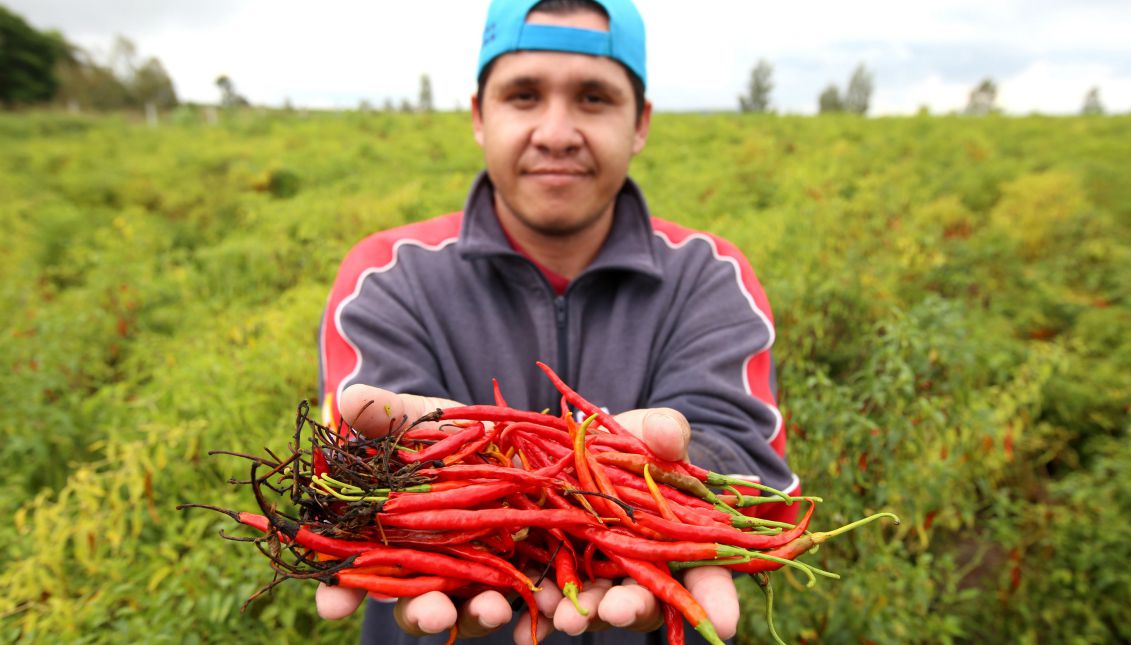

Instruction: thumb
[316,583,366,620]
[641,409,690,462]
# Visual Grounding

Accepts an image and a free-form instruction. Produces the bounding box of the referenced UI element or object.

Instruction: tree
[54,46,129,110]
[133,57,177,109]
[0,6,67,105]
[965,78,998,116]
[215,75,249,108]
[1081,87,1104,116]
[738,59,773,113]
[418,74,433,113]
[818,84,843,114]
[843,63,874,115]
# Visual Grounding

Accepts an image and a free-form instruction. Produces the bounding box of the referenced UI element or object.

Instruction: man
[316,0,797,642]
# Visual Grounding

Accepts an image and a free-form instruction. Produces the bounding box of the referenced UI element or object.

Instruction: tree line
[1,5,177,111]
[738,59,1111,116]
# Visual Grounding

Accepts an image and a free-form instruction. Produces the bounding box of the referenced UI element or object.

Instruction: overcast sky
[9,0,1131,114]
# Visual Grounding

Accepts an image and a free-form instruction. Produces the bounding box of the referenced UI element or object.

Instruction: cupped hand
[526,408,740,641]
[318,389,740,641]
[315,384,514,637]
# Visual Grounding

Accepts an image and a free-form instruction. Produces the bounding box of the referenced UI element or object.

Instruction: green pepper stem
[730,515,796,530]
[668,556,751,571]
[562,582,588,616]
[814,512,901,543]
[756,573,787,645]
[693,618,726,645]
[707,474,793,503]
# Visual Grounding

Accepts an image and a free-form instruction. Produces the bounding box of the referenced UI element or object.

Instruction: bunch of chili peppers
[181,362,897,645]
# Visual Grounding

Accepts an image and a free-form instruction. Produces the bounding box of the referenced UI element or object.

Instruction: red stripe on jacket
[320,213,463,429]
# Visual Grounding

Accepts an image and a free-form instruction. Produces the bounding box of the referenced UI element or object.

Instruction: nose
[530,97,583,156]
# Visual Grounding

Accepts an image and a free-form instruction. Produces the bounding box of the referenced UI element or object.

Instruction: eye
[507,90,538,106]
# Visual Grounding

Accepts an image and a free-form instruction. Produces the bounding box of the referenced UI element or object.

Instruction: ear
[632,99,653,155]
[471,93,485,148]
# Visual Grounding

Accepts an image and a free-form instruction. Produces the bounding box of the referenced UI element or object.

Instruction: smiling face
[471,9,652,247]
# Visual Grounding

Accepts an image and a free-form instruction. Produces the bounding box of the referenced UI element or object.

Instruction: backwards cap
[478,0,647,88]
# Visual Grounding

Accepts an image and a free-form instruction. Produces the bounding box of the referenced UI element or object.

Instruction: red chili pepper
[177,506,387,558]
[613,485,722,528]
[376,508,596,531]
[441,544,538,591]
[725,512,898,574]
[400,428,451,441]
[397,423,483,463]
[588,558,625,580]
[499,419,571,449]
[425,404,568,431]
[593,452,714,500]
[571,414,614,520]
[600,462,714,510]
[442,421,503,465]
[353,546,542,645]
[332,572,470,597]
[633,501,814,550]
[535,362,645,447]
[492,378,508,407]
[567,525,748,562]
[365,527,496,548]
[515,540,552,564]
[643,463,680,523]
[381,480,529,514]
[552,539,588,615]
[312,446,328,477]
[582,541,598,582]
[663,601,685,645]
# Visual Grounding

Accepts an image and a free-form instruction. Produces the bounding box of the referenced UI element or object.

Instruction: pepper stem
[813,512,901,543]
[693,618,726,645]
[562,582,588,616]
[756,573,787,645]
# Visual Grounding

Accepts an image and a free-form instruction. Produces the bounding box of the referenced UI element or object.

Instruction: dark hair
[476,0,647,121]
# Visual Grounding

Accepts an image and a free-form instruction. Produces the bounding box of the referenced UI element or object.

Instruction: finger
[339,383,461,439]
[553,578,612,635]
[683,566,739,640]
[315,583,367,620]
[514,608,556,645]
[597,581,661,630]
[394,591,458,635]
[456,590,512,638]
[642,409,691,462]
[532,575,564,617]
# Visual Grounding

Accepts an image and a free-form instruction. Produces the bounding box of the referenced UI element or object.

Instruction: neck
[494,198,615,280]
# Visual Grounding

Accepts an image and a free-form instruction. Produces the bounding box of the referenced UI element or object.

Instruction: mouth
[523,168,592,186]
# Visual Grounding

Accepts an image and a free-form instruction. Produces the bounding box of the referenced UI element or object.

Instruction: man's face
[471,9,652,239]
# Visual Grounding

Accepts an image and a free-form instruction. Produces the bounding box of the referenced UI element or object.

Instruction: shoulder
[327,212,463,305]
[649,216,775,327]
[650,217,747,265]
[337,212,463,274]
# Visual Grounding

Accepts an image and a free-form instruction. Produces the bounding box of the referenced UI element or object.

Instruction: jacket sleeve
[645,228,798,500]
[318,219,461,429]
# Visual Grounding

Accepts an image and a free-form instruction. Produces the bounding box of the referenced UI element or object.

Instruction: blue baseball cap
[477,0,647,88]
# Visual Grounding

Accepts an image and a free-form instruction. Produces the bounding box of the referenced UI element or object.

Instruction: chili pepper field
[1,108,1129,644]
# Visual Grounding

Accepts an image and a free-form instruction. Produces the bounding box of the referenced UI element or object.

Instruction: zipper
[554,295,569,386]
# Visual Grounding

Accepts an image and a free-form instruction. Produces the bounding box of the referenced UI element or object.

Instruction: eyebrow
[494,75,626,100]
[578,79,625,99]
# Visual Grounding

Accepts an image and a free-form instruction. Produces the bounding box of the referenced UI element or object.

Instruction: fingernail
[648,413,680,439]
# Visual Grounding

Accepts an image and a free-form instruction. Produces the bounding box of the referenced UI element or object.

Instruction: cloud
[4,0,1129,113]
[1001,61,1131,114]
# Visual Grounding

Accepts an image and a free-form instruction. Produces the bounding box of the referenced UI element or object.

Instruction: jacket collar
[457,171,663,281]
